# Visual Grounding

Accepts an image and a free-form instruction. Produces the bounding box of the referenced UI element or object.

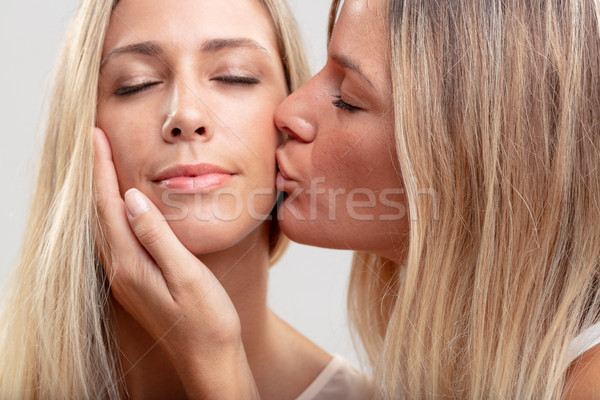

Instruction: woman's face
[97,0,287,255]
[274,0,407,260]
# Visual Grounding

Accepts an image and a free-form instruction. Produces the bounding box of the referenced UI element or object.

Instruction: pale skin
[94,0,329,398]
[96,0,600,397]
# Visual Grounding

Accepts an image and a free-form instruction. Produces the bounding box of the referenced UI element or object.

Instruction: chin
[277,207,315,243]
[279,208,404,258]
[149,189,276,254]
[165,214,266,256]
[278,213,339,250]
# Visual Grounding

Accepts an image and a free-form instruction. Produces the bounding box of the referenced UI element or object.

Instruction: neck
[111,221,331,399]
[111,222,273,399]
[196,223,272,342]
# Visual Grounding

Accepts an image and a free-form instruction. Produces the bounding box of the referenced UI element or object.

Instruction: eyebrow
[100,38,270,69]
[331,53,375,88]
[100,41,162,69]
[200,38,270,56]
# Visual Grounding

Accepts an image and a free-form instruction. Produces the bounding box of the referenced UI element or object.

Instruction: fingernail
[125,189,150,217]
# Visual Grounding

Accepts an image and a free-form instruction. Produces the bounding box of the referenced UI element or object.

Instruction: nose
[161,82,213,143]
[274,78,317,144]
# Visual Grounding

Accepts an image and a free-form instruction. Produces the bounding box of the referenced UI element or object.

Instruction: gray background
[0,1,362,369]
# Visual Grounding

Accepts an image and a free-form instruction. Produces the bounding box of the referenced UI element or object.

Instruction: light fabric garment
[568,320,600,363]
[295,354,372,400]
[294,328,600,400]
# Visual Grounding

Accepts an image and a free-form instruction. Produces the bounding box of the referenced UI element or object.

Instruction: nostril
[195,127,206,135]
[172,128,182,137]
[279,126,294,138]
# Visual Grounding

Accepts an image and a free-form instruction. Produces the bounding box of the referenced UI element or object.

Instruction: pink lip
[275,152,295,181]
[276,171,293,192]
[153,163,234,193]
[275,155,298,192]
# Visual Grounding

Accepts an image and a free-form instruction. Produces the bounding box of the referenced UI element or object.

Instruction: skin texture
[94,0,330,398]
[96,0,599,396]
[275,0,600,396]
[274,0,408,262]
[97,0,286,255]
[564,344,600,399]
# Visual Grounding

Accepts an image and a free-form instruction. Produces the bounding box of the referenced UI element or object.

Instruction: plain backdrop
[0,1,363,370]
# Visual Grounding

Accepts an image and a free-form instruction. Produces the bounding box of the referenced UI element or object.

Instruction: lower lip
[276,171,297,192]
[156,173,233,193]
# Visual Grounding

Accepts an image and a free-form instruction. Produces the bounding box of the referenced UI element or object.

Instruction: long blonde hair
[0,0,309,398]
[332,0,600,398]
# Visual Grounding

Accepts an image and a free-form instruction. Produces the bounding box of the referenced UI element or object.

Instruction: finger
[92,128,123,273]
[93,130,172,306]
[92,128,123,215]
[92,129,145,278]
[124,188,213,299]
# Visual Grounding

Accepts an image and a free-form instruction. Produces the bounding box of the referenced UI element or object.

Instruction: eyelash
[212,75,260,85]
[113,75,259,97]
[114,81,161,96]
[332,95,361,112]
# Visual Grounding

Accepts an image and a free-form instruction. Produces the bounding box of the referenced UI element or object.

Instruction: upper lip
[275,151,294,180]
[152,163,234,182]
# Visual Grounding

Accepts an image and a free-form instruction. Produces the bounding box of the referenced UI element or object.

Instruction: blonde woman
[275,0,600,398]
[96,0,600,398]
[0,0,372,399]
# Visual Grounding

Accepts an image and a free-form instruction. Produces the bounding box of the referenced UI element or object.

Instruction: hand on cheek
[92,127,259,399]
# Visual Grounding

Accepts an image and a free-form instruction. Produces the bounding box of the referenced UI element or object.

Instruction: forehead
[103,0,278,57]
[330,0,389,84]
[333,0,387,45]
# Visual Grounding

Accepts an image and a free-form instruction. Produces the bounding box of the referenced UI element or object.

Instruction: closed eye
[212,75,260,85]
[114,81,161,96]
[332,95,361,112]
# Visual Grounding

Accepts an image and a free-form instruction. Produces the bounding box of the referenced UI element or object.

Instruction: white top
[568,321,600,363]
[292,330,600,398]
[295,354,373,400]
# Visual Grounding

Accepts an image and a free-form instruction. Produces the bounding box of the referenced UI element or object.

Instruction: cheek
[97,101,160,194]
[219,95,281,177]
[239,116,280,214]
[322,115,398,191]
[309,124,376,190]
[299,117,404,221]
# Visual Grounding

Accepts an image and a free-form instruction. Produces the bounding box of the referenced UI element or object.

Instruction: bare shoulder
[564,343,600,399]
